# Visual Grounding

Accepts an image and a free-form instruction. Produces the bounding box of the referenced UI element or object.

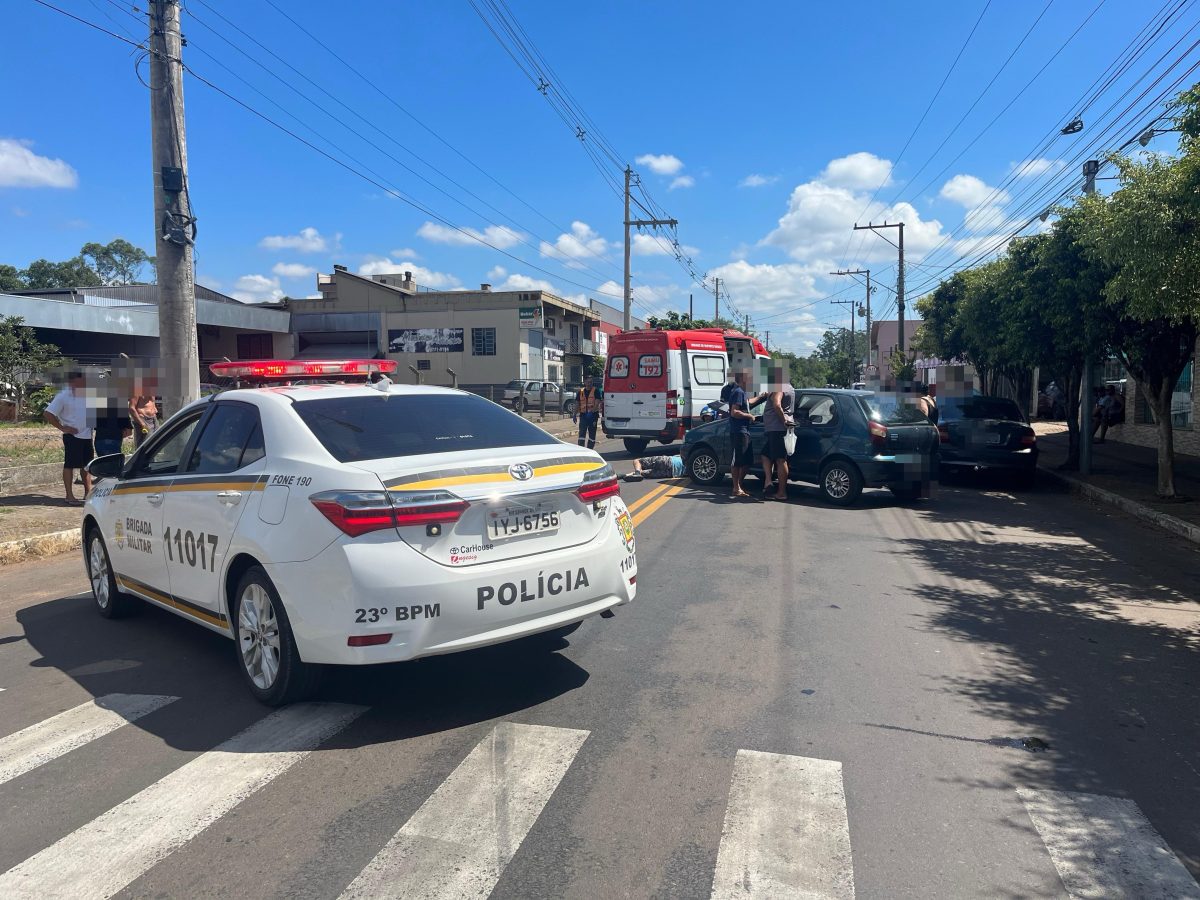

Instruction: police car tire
[233,567,322,706]
[85,528,141,619]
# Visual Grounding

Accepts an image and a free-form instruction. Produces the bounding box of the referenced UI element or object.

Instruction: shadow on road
[16,593,591,752]
[891,487,1200,877]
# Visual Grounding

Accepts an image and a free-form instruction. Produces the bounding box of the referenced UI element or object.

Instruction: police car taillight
[576,464,620,502]
[209,359,398,381]
[309,490,469,537]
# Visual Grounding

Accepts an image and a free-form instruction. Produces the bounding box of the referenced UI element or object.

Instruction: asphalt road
[1,436,1199,898]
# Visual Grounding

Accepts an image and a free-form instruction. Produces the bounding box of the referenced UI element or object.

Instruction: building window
[236,333,274,360]
[417,359,431,371]
[544,317,556,334]
[472,327,497,356]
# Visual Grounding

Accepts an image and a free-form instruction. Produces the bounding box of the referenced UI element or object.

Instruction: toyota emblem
[508,462,534,481]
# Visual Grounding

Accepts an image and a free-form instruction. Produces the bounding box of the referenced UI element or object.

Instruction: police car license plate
[489,508,560,540]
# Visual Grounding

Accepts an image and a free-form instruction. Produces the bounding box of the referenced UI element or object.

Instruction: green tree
[1073,87,1200,495]
[81,238,154,284]
[0,316,64,421]
[0,265,22,293]
[21,257,103,290]
[813,328,867,386]
[645,310,737,330]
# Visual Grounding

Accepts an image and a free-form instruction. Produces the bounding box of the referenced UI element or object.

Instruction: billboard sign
[387,328,464,353]
[519,305,542,328]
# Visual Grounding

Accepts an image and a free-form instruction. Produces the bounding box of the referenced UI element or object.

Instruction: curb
[1039,466,1200,547]
[0,527,81,566]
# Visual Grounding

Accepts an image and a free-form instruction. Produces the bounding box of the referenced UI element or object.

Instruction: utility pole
[830,268,871,375]
[149,0,199,416]
[764,331,770,352]
[688,293,693,322]
[1080,161,1100,475]
[832,297,857,386]
[623,165,676,331]
[744,314,750,334]
[713,277,720,323]
[853,221,905,351]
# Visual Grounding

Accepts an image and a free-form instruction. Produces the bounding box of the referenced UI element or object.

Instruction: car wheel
[233,566,321,706]
[819,459,863,505]
[513,397,527,413]
[688,445,723,485]
[889,482,925,503]
[85,527,141,619]
[520,621,582,650]
[565,399,577,416]
[623,438,650,455]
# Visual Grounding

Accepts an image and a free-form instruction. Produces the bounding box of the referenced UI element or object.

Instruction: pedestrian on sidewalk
[1093,385,1122,443]
[728,369,755,498]
[573,377,604,450]
[44,370,94,506]
[624,453,684,481]
[751,364,795,500]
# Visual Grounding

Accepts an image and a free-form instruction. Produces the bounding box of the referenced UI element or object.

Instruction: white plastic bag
[783,427,797,455]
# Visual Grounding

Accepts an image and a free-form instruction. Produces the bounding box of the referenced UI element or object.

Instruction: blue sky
[1,0,1194,352]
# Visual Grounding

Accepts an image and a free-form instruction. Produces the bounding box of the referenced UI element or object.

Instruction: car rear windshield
[857,396,931,425]
[293,394,559,462]
[940,396,1024,422]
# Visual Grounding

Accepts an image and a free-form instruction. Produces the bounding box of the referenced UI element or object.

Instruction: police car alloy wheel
[234,567,320,707]
[85,528,140,619]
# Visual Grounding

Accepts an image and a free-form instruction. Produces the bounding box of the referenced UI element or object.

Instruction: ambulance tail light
[576,464,621,502]
[868,420,888,452]
[309,490,468,537]
[666,389,679,419]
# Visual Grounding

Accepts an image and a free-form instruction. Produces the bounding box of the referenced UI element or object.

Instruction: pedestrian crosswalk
[0,696,1197,899]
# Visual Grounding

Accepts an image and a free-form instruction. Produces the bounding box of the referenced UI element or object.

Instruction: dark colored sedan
[682,389,938,504]
[936,395,1038,487]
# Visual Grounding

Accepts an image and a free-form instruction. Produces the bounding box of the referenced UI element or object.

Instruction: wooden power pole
[150,0,199,416]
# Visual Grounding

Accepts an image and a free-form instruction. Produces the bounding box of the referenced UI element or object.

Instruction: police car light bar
[209,359,398,380]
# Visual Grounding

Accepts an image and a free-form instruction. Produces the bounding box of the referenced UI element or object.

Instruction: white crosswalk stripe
[0,701,366,900]
[339,722,589,900]
[1018,788,1200,899]
[711,750,855,899]
[0,693,177,788]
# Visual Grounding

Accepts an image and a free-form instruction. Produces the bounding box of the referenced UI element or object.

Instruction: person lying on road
[624,454,684,481]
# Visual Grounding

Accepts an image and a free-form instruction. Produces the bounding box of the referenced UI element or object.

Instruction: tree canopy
[2,239,155,292]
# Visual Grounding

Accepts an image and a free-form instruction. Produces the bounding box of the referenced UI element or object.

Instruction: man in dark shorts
[727,369,755,497]
[44,370,94,505]
[755,364,795,500]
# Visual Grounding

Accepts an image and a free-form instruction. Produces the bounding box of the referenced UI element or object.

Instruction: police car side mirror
[87,453,125,480]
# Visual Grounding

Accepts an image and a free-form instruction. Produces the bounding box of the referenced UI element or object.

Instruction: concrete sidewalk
[1036,424,1200,546]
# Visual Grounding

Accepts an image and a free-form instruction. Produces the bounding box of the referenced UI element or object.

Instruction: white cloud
[0,138,78,189]
[764,186,945,265]
[740,174,777,188]
[635,153,684,176]
[259,227,335,253]
[594,280,678,309]
[631,232,698,257]
[271,262,316,279]
[486,265,507,281]
[669,175,695,190]
[391,247,419,259]
[940,173,1010,208]
[357,256,462,289]
[232,274,283,304]
[416,221,525,249]
[495,272,558,293]
[819,152,892,191]
[539,221,609,268]
[1012,158,1065,178]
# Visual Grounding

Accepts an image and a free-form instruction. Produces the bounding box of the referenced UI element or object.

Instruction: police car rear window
[293,394,559,462]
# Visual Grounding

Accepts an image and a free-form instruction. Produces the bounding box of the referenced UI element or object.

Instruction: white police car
[82,360,637,705]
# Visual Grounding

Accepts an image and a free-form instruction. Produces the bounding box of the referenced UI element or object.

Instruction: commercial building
[293,266,602,387]
[0,284,290,371]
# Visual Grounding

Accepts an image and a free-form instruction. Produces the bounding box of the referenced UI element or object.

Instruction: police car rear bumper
[264,506,637,665]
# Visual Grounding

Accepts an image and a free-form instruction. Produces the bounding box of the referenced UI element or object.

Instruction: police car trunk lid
[349,446,612,567]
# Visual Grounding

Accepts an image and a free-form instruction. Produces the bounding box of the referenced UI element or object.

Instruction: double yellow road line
[625,479,685,528]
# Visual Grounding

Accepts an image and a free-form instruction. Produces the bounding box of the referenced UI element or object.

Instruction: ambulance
[602,328,769,455]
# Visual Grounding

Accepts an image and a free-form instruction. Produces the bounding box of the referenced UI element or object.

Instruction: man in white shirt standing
[44,370,94,505]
